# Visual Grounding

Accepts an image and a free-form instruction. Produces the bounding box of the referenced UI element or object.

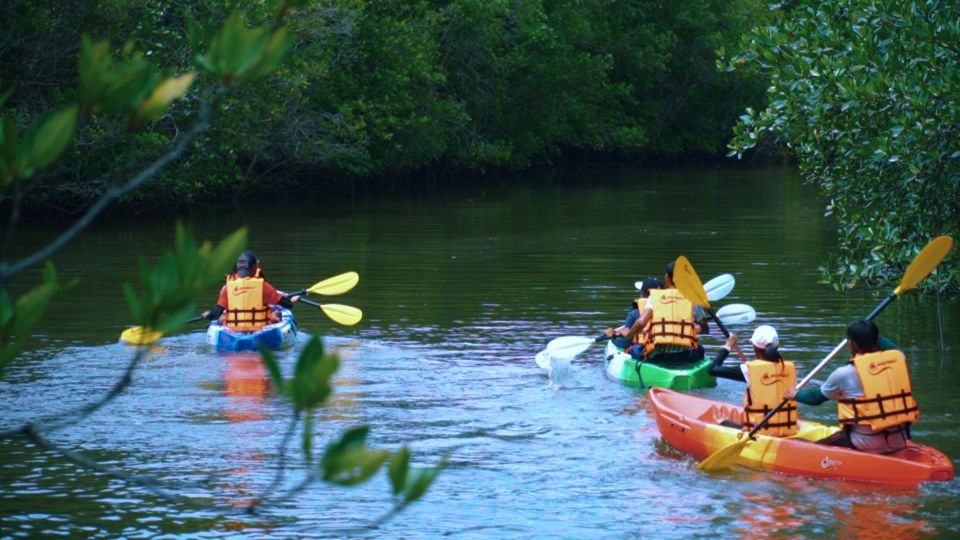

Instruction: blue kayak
[206,308,298,351]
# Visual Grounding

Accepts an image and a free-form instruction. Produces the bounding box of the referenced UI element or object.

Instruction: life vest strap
[838,389,915,424]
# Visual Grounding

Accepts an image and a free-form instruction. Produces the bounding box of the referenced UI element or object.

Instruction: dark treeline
[2,0,771,211]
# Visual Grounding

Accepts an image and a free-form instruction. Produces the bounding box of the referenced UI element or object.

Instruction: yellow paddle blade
[320,303,363,326]
[697,437,750,472]
[894,236,953,295]
[307,271,359,296]
[120,326,164,345]
[674,255,710,308]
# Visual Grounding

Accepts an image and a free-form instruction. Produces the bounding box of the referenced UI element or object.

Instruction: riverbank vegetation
[723,0,959,290]
[1,0,955,292]
[3,0,770,210]
[1,3,439,522]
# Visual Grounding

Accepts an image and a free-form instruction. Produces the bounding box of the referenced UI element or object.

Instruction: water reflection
[219,353,269,509]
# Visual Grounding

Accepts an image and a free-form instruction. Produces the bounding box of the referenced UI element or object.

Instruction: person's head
[847,319,880,354]
[750,325,780,360]
[664,261,676,287]
[235,250,259,278]
[639,277,663,298]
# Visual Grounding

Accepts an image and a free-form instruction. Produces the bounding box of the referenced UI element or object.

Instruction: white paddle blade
[545,336,595,358]
[716,303,757,325]
[705,274,735,302]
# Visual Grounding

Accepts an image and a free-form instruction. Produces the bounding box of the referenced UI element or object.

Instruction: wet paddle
[120,316,204,345]
[697,235,954,472]
[119,271,361,344]
[286,271,359,297]
[298,297,363,326]
[538,273,738,361]
[674,257,750,363]
[541,303,756,360]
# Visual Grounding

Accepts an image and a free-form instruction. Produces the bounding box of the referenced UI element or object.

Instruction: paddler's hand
[604,328,616,338]
[723,333,738,351]
[289,295,301,303]
[201,310,210,320]
[784,387,798,400]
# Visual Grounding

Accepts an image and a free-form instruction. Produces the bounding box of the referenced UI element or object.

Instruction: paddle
[119,271,361,344]
[636,273,735,303]
[541,273,738,361]
[673,257,750,363]
[286,271,359,297]
[542,303,757,360]
[696,235,954,472]
[298,297,363,326]
[120,316,204,345]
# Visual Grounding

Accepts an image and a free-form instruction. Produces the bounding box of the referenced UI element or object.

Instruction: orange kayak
[649,387,954,486]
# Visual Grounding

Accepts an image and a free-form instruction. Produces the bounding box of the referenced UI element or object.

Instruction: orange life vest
[224,277,271,332]
[743,359,799,437]
[640,289,699,355]
[838,350,919,432]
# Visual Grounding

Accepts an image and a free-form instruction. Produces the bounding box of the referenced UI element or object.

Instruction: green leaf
[134,72,196,124]
[78,36,112,110]
[243,28,292,81]
[258,346,285,391]
[22,106,77,172]
[321,426,389,486]
[403,467,440,503]
[290,335,338,409]
[302,409,314,462]
[389,446,410,495]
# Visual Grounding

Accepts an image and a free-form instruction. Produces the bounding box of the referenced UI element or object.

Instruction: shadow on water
[2,166,959,537]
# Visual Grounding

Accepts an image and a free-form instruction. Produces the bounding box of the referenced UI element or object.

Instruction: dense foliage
[724,0,959,291]
[0,0,769,208]
[1,3,439,519]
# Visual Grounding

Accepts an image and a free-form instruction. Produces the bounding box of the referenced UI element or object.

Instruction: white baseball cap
[750,325,779,349]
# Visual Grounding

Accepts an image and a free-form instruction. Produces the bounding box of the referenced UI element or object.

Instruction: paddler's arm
[202,305,224,320]
[708,334,746,382]
[625,306,652,340]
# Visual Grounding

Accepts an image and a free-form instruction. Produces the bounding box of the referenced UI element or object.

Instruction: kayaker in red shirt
[201,251,300,332]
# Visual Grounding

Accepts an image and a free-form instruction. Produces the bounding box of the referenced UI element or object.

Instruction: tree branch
[0,97,214,285]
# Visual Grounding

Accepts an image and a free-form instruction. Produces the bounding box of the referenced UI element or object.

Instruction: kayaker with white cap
[785,319,916,454]
[708,325,800,437]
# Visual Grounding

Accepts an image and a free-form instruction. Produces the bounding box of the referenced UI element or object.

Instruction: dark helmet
[664,260,676,280]
[236,250,259,278]
[639,277,663,296]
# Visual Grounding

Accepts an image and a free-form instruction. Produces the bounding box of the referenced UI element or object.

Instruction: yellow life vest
[743,359,799,437]
[225,277,271,332]
[641,288,699,355]
[838,350,919,432]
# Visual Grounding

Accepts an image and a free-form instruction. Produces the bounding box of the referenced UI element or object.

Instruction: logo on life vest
[820,457,842,469]
[868,359,897,376]
[231,284,257,296]
[761,372,791,386]
[658,294,685,305]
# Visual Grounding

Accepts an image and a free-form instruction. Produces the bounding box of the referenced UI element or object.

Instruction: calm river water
[2,166,958,538]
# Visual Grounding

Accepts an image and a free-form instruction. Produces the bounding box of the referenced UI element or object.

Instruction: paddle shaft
[299,297,323,309]
[743,292,897,440]
[705,307,749,363]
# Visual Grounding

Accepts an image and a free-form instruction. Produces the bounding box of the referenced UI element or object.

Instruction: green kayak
[603,340,716,390]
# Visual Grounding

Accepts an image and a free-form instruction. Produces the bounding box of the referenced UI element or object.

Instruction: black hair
[761,345,782,362]
[847,319,880,353]
[665,261,676,279]
[639,277,664,297]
